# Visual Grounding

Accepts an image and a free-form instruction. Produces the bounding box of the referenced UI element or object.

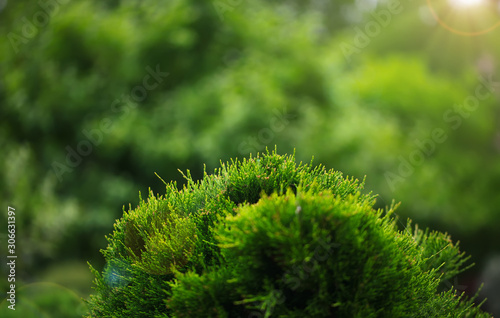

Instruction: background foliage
[1,0,499,315]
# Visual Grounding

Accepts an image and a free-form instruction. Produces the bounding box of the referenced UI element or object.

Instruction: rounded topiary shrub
[85,150,491,317]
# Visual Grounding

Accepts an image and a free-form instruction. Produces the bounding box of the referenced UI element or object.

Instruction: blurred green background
[1,0,499,316]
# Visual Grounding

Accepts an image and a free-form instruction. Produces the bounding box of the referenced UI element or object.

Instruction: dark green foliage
[2,2,499,308]
[2,0,499,315]
[86,151,491,317]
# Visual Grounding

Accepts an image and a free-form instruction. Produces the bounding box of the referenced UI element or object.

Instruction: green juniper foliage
[86,149,491,317]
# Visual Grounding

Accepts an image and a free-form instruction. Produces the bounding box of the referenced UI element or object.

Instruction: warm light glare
[448,0,486,8]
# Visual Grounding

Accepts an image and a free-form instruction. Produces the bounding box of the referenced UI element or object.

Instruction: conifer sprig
[86,149,491,317]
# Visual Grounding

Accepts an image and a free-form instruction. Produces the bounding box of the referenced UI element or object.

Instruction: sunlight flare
[448,0,486,8]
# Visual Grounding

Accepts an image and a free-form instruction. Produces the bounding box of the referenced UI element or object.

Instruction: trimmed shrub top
[86,150,491,317]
